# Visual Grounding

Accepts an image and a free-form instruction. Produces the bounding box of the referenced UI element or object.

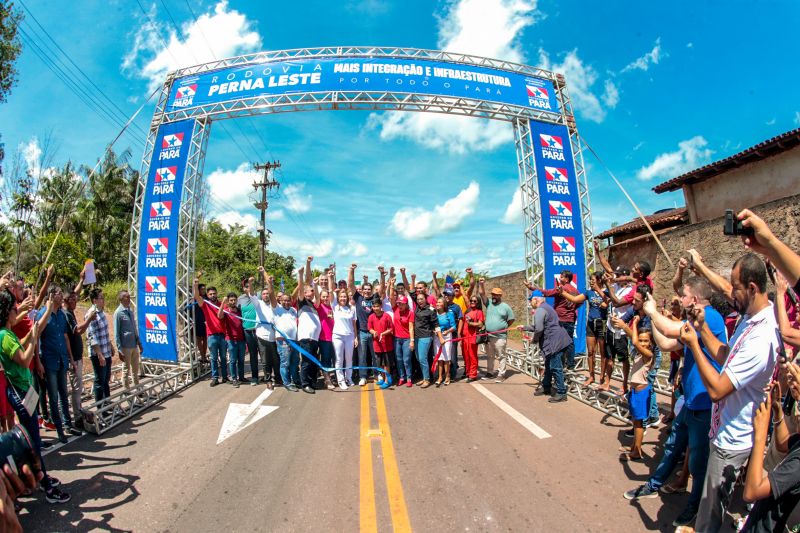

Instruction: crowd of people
[0,207,799,532]
[0,264,145,528]
[189,263,519,393]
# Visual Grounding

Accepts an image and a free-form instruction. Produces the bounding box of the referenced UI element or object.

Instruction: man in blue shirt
[37,285,80,442]
[623,276,727,528]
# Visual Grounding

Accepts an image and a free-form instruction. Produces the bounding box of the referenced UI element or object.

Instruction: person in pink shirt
[218,292,246,388]
[390,280,415,388]
[316,285,335,388]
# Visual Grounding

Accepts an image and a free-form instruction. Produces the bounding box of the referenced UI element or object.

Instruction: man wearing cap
[478,279,515,381]
[603,266,634,393]
[527,270,580,370]
[520,291,572,402]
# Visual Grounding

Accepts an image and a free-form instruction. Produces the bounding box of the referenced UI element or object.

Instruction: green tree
[75,148,137,280]
[194,220,295,294]
[0,1,23,103]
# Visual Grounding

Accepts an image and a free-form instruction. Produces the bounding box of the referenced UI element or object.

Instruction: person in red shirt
[368,300,394,385]
[462,295,485,382]
[529,270,581,369]
[218,292,246,387]
[193,275,228,386]
[390,282,415,387]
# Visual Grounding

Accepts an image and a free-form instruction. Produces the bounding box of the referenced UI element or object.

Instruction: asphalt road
[20,369,695,532]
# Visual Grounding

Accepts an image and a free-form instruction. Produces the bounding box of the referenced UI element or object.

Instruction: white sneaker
[339,383,349,390]
[358,378,367,386]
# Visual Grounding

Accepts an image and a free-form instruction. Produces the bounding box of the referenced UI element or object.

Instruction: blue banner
[167,57,558,113]
[529,120,587,354]
[136,119,195,361]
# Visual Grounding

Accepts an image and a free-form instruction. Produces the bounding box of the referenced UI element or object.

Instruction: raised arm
[72,266,87,297]
[739,209,800,286]
[465,268,476,299]
[348,264,357,296]
[652,322,683,352]
[377,266,387,299]
[604,279,627,307]
[478,278,488,306]
[400,267,410,293]
[593,241,613,275]
[560,290,588,305]
[630,317,654,360]
[687,249,733,304]
[33,265,55,310]
[267,273,277,308]
[680,321,734,400]
[431,271,441,298]
[297,266,305,302]
[193,273,204,306]
[388,276,397,308]
[672,257,688,296]
[642,296,682,338]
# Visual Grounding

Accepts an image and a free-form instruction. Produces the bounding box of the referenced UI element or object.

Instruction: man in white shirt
[603,266,633,393]
[296,259,322,394]
[266,269,300,392]
[678,253,780,532]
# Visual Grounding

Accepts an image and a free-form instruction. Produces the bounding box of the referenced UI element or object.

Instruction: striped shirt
[86,309,113,358]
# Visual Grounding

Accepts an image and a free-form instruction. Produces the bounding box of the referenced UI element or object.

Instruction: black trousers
[244,329,259,381]
[257,337,281,384]
[298,338,319,388]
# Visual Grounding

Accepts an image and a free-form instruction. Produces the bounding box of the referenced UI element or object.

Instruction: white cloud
[215,211,258,231]
[632,141,645,151]
[390,181,480,240]
[419,245,441,256]
[271,234,335,259]
[21,137,42,177]
[339,240,368,257]
[686,42,693,48]
[766,118,776,126]
[602,79,620,108]
[283,183,312,213]
[270,209,285,221]
[206,162,259,205]
[637,136,713,181]
[438,257,455,269]
[123,1,262,92]
[501,188,523,224]
[622,38,662,73]
[368,0,536,153]
[538,49,610,122]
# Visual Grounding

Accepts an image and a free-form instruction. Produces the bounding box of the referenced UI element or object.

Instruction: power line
[17,0,149,139]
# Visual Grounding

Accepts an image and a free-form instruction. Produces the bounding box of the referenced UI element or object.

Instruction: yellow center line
[373,385,412,533]
[360,384,378,533]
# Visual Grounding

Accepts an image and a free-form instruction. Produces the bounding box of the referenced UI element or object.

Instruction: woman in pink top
[316,285,336,389]
[390,279,415,387]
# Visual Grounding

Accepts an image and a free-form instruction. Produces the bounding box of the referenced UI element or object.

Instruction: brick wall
[485,270,529,323]
[608,193,800,299]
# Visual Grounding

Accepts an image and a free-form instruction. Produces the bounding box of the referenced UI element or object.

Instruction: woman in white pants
[331,283,358,390]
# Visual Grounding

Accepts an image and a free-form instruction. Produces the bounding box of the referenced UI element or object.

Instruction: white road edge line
[471,383,551,439]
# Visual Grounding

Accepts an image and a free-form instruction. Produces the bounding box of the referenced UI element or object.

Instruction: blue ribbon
[201,299,392,389]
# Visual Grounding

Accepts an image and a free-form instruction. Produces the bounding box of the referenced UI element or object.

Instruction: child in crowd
[368,299,394,386]
[618,315,655,462]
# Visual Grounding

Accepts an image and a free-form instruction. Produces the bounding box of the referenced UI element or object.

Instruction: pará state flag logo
[540,134,566,161]
[176,84,196,99]
[551,236,576,253]
[145,313,168,331]
[161,134,184,149]
[173,84,197,108]
[145,276,167,293]
[155,166,177,183]
[147,237,168,255]
[149,201,172,218]
[545,166,568,182]
[540,134,563,150]
[527,86,548,100]
[549,200,573,217]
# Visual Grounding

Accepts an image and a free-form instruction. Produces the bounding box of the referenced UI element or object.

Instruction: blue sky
[2,0,799,277]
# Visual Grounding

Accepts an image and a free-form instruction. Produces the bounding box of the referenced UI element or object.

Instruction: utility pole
[252,160,281,270]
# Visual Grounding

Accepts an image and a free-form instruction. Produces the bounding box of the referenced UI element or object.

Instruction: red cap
[397,295,408,304]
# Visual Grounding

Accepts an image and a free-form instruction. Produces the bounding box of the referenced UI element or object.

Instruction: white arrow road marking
[217,388,278,444]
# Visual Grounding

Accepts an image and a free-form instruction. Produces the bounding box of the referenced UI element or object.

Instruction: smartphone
[723,209,754,236]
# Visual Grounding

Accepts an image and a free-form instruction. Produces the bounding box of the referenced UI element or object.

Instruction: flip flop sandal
[660,483,687,494]
[619,453,643,462]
